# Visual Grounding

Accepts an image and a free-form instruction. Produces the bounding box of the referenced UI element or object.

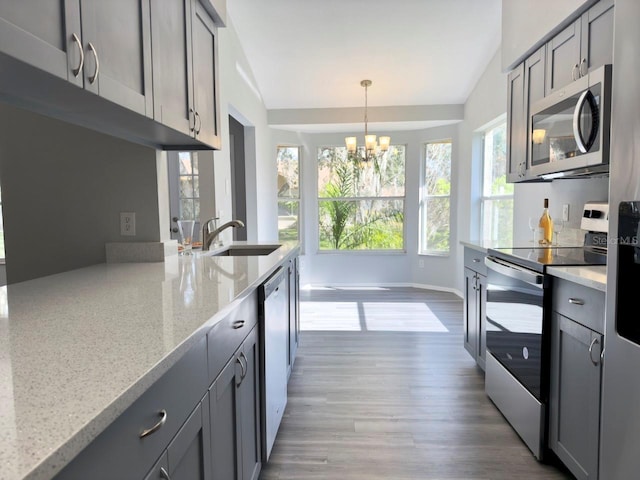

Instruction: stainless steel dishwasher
[259,266,288,460]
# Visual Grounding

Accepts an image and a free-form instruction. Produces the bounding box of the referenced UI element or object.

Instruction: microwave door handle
[485,256,544,287]
[573,90,599,153]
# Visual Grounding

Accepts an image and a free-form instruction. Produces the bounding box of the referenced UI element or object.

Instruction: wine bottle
[538,198,554,245]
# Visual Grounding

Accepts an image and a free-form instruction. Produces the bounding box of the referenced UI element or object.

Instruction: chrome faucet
[202,218,245,250]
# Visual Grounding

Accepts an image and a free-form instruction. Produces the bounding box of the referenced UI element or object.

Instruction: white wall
[502,0,597,70]
[208,18,275,245]
[0,103,162,283]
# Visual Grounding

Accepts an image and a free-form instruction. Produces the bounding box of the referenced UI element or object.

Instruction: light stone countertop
[547,265,607,292]
[0,242,299,480]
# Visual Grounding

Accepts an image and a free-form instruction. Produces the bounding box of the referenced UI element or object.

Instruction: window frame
[419,138,453,256]
[167,151,201,241]
[316,145,407,254]
[480,121,514,244]
[276,145,302,248]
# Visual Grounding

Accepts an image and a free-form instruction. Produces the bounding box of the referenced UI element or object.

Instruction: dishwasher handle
[485,256,544,287]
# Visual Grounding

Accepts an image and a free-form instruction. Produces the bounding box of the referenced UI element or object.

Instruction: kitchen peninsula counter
[0,242,299,480]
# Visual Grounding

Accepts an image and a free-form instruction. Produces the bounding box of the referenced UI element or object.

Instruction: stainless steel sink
[205,244,281,256]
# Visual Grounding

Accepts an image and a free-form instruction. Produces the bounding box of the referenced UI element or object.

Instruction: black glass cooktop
[488,246,607,273]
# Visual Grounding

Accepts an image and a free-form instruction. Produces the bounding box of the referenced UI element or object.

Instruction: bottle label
[537,227,546,244]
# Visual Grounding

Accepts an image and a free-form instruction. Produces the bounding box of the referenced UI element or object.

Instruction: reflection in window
[178,152,200,221]
[277,146,300,245]
[420,140,452,255]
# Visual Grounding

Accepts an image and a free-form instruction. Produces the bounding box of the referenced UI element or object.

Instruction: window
[317,146,405,251]
[177,152,200,221]
[420,140,452,255]
[481,123,513,243]
[276,146,301,245]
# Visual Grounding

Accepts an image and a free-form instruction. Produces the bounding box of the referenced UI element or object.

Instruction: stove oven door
[484,256,547,460]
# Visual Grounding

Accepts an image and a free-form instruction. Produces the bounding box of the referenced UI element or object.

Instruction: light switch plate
[120,212,136,236]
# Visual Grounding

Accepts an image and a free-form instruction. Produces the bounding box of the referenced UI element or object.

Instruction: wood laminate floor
[260,287,573,480]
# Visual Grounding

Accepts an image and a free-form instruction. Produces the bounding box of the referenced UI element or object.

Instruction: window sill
[317,249,406,255]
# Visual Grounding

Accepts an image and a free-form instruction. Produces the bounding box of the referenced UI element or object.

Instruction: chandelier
[345,79,390,161]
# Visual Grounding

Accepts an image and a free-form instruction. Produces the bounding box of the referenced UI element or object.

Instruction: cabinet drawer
[208,289,258,383]
[56,336,208,480]
[464,248,487,276]
[553,278,605,333]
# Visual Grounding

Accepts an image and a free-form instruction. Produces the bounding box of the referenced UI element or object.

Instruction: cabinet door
[476,273,487,371]
[210,352,242,480]
[463,268,478,359]
[0,0,83,86]
[238,328,262,480]
[166,397,212,480]
[191,0,222,149]
[549,313,602,480]
[545,18,581,94]
[580,0,614,76]
[144,452,169,480]
[150,0,194,136]
[523,46,545,179]
[506,63,525,183]
[79,0,153,116]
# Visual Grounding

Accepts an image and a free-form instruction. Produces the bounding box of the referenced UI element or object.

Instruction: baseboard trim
[302,282,462,298]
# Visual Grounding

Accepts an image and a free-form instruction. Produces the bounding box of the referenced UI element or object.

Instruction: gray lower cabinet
[210,326,261,480]
[145,395,212,480]
[463,248,487,370]
[549,278,605,480]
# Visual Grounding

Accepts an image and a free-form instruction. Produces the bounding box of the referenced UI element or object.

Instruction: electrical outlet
[419,259,425,268]
[562,204,570,222]
[120,212,136,236]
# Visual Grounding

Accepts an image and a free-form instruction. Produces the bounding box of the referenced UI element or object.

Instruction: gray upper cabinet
[0,0,82,86]
[0,0,222,150]
[151,0,221,149]
[80,0,153,117]
[192,1,221,149]
[546,0,613,94]
[150,0,194,137]
[506,63,525,182]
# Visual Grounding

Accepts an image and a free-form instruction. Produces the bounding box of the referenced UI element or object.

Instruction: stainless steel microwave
[528,64,612,179]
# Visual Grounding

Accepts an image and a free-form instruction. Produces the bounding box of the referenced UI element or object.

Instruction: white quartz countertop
[0,242,299,480]
[547,265,607,292]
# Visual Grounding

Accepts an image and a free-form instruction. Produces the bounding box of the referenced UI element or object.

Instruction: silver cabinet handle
[232,320,245,329]
[71,33,84,77]
[235,355,246,385]
[600,347,605,363]
[160,467,171,480]
[588,338,600,366]
[189,108,195,132]
[571,64,579,81]
[568,298,585,305]
[195,111,201,135]
[239,352,248,379]
[87,42,99,84]
[139,409,167,438]
[472,258,480,263]
[580,58,587,77]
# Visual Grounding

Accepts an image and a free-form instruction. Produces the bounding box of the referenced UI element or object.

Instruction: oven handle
[485,256,544,287]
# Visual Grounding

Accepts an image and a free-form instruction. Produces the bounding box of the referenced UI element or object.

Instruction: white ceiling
[227,0,502,131]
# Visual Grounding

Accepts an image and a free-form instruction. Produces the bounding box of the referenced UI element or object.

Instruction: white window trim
[276,145,303,249]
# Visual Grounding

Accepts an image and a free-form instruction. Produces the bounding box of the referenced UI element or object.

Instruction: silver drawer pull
[568,298,585,305]
[139,409,167,438]
[160,467,171,480]
[472,258,480,263]
[239,352,248,379]
[232,320,245,329]
[589,338,600,366]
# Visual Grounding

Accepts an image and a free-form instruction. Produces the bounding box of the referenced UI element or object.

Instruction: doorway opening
[229,115,247,241]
